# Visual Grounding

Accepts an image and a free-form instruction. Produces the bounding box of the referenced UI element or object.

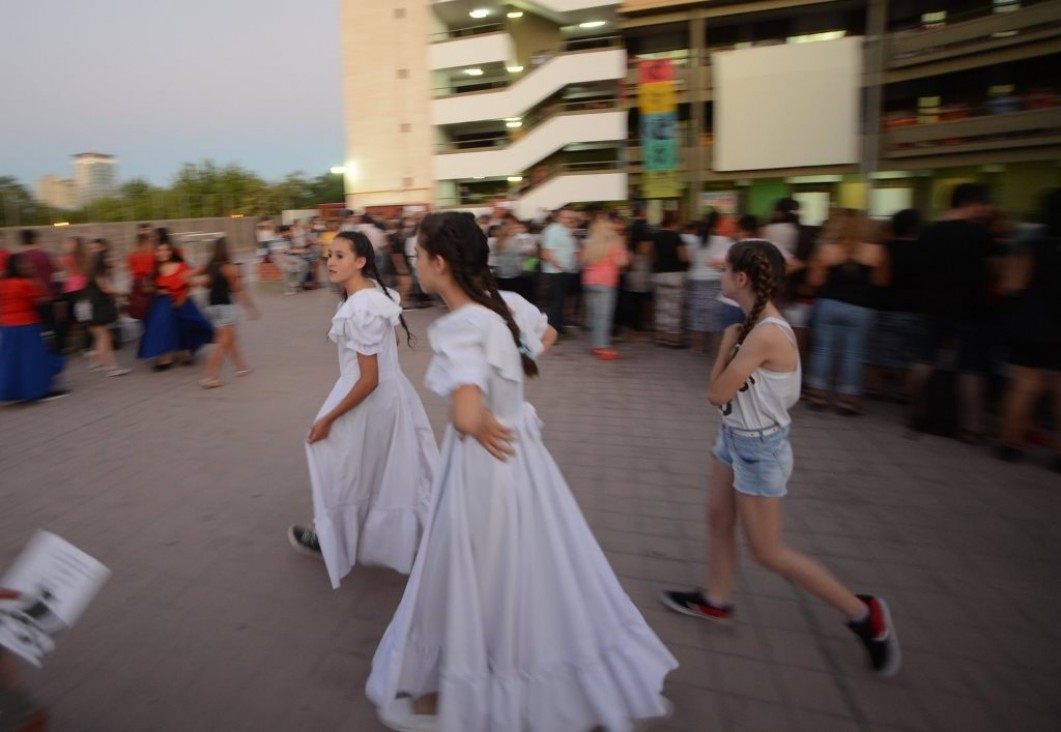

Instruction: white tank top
[720,317,801,430]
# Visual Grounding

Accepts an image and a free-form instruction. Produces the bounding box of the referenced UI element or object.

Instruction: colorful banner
[643,171,682,199]
[639,58,680,197]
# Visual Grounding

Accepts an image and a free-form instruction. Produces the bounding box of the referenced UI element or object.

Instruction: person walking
[287,231,437,586]
[661,239,900,678]
[367,212,677,732]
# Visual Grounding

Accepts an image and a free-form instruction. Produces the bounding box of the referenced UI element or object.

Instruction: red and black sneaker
[659,589,733,623]
[847,594,901,677]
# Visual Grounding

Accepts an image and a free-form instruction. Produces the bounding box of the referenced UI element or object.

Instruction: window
[993,0,1020,13]
[397,68,408,79]
[399,123,411,133]
[402,177,414,188]
[395,8,405,19]
[921,11,946,28]
[786,30,846,45]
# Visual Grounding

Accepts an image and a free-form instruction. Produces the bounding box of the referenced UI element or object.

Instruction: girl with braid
[661,240,901,677]
[288,231,438,587]
[368,212,677,732]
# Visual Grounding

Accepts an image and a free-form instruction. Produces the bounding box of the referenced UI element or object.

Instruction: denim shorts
[206,304,238,327]
[714,424,793,498]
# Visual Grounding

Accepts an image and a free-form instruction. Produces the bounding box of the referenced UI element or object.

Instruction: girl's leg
[737,494,865,618]
[838,305,874,411]
[585,285,605,350]
[92,325,115,369]
[202,326,229,380]
[998,365,1043,451]
[601,285,617,349]
[229,326,250,372]
[704,457,739,605]
[806,300,837,404]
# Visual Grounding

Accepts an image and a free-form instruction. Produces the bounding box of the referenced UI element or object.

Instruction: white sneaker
[106,368,132,377]
[377,698,437,732]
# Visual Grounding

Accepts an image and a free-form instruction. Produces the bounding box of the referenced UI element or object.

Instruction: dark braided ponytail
[419,212,539,378]
[725,239,786,363]
[334,231,415,347]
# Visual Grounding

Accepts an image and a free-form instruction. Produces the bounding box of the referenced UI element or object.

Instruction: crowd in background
[385,186,1058,471]
[2,184,1059,470]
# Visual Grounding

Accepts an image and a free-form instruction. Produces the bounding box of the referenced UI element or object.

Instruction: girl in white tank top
[660,240,901,678]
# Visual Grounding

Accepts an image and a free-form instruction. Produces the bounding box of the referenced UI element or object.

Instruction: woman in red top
[0,254,67,401]
[136,242,214,370]
[126,232,156,320]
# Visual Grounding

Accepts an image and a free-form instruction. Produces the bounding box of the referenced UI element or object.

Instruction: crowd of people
[6,184,1057,728]
[0,224,258,401]
[279,213,897,732]
[384,186,1056,471]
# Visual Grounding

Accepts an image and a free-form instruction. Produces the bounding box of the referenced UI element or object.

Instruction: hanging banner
[639,58,680,198]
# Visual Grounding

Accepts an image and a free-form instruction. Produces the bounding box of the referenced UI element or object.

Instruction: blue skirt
[137,295,215,359]
[0,324,65,402]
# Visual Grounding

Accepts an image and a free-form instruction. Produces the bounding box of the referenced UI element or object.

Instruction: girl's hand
[473,412,516,461]
[307,418,332,444]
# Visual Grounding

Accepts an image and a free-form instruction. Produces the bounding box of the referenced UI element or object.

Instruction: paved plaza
[2,284,1059,732]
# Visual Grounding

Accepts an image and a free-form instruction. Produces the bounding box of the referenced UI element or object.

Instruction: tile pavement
[2,284,1059,731]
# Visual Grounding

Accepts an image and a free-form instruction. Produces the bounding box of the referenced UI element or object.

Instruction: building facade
[72,152,119,207]
[340,1,1061,220]
[35,174,77,210]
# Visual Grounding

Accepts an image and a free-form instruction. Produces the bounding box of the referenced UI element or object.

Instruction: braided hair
[725,239,786,363]
[334,231,414,347]
[419,211,539,378]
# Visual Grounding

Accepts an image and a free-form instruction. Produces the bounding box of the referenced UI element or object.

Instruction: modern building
[339,1,1061,221]
[72,152,119,206]
[35,174,77,210]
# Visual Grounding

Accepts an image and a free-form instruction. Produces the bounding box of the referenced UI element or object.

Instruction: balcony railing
[887,0,1061,67]
[432,35,623,97]
[882,105,1061,157]
[429,23,504,43]
[435,98,621,153]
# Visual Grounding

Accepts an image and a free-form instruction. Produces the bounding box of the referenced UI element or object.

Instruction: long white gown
[367,294,678,732]
[306,288,438,587]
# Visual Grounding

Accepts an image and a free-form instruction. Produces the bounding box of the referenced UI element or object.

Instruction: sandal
[234,368,253,377]
[806,389,828,411]
[199,378,224,389]
[836,401,862,417]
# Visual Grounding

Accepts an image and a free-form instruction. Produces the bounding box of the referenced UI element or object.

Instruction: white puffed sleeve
[328,290,401,355]
[424,315,490,397]
[499,291,549,357]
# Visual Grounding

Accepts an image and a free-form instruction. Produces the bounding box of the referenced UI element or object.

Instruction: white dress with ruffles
[367,294,678,732]
[306,288,438,587]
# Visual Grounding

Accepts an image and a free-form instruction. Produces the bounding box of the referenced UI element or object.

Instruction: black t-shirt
[918,219,997,318]
[628,219,652,252]
[652,230,688,273]
[878,238,925,313]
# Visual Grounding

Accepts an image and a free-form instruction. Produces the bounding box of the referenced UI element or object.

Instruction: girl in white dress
[368,212,677,732]
[288,231,438,587]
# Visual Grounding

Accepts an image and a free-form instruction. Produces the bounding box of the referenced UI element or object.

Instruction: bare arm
[307,353,379,443]
[452,385,516,461]
[709,325,741,392]
[708,326,785,407]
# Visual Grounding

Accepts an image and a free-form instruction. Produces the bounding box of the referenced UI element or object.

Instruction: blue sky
[0,0,344,188]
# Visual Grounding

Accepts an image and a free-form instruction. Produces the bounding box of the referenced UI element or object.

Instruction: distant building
[72,152,118,205]
[35,174,77,210]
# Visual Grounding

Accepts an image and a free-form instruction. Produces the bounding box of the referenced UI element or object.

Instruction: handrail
[434,98,621,153]
[429,22,504,43]
[431,35,623,97]
[436,160,624,208]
